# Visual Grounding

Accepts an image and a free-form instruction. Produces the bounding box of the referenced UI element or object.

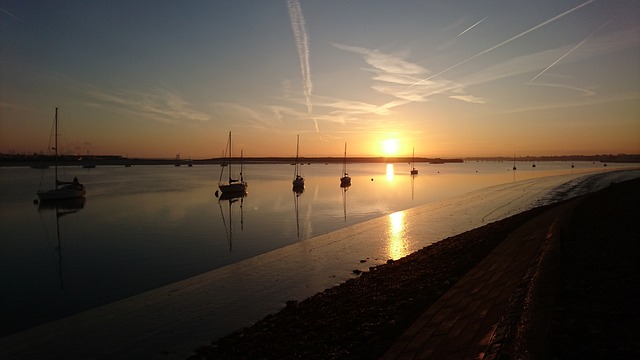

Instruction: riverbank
[190,178,639,359]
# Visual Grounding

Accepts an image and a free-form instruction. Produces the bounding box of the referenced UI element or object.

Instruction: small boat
[218,132,248,194]
[174,154,182,167]
[340,142,351,187]
[512,154,517,171]
[37,108,86,202]
[410,147,418,175]
[292,135,305,190]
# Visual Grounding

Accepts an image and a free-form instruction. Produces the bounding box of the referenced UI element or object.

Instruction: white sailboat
[218,132,247,195]
[37,108,86,201]
[292,135,305,190]
[410,147,418,175]
[340,142,351,187]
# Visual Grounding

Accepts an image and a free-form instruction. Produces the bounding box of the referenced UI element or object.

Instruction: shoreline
[190,178,640,359]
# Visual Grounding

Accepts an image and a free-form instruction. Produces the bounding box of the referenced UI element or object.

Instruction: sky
[1,0,639,159]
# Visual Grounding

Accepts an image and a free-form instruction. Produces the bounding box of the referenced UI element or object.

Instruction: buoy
[371,178,373,181]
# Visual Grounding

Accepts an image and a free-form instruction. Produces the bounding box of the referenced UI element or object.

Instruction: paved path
[382,199,578,360]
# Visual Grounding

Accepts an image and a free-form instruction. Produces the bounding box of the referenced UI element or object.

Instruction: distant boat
[410,147,418,175]
[512,155,517,171]
[218,132,248,195]
[188,157,193,167]
[292,135,305,190]
[340,142,351,187]
[37,108,86,202]
[174,154,182,167]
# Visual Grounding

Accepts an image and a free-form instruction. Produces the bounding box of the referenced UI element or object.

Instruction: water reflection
[293,187,304,238]
[217,192,246,251]
[411,173,416,201]
[387,211,409,260]
[37,197,86,290]
[341,186,348,222]
[386,164,394,182]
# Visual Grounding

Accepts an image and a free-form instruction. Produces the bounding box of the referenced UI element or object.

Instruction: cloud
[287,0,313,115]
[333,43,484,104]
[84,85,210,124]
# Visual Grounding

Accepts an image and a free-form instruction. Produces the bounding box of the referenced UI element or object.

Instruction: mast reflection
[340,186,348,222]
[37,197,86,290]
[217,191,246,251]
[293,186,304,238]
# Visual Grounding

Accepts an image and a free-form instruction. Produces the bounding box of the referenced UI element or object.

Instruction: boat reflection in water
[216,191,246,251]
[292,186,304,238]
[37,197,86,290]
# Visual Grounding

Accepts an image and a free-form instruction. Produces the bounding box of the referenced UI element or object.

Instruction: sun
[382,139,399,156]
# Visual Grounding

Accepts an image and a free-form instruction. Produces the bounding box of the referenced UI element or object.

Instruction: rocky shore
[190,178,639,360]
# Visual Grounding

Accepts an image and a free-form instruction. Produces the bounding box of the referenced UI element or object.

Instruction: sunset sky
[1,0,639,159]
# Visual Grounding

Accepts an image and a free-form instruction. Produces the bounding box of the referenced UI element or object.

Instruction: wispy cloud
[287,0,313,115]
[333,43,484,104]
[412,0,596,86]
[84,85,210,124]
[457,16,488,37]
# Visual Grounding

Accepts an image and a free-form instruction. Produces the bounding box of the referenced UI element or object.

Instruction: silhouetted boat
[37,108,86,201]
[174,154,182,167]
[218,132,248,194]
[340,142,351,187]
[292,135,305,190]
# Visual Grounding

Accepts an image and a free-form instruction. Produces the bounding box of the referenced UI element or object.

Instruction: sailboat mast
[295,135,300,177]
[228,132,232,183]
[343,142,347,175]
[54,107,59,190]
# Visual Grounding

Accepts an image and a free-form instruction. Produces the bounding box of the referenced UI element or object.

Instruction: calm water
[0,161,632,337]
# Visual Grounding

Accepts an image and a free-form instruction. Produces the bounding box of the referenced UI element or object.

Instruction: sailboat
[218,132,247,195]
[292,135,305,190]
[410,147,418,175]
[340,142,351,187]
[37,108,86,202]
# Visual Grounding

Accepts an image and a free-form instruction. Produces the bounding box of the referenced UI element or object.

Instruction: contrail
[530,18,612,82]
[458,16,488,37]
[412,0,595,86]
[0,7,28,24]
[287,0,313,115]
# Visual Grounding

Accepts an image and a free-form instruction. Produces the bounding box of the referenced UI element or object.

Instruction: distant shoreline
[1,153,638,167]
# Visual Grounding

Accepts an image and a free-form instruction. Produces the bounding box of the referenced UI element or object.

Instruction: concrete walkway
[382,199,578,360]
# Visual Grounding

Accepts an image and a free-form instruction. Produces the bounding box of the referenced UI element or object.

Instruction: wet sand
[190,178,640,359]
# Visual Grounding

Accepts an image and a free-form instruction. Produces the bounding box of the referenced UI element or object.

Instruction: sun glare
[382,139,399,156]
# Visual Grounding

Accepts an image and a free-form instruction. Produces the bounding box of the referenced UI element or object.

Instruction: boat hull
[340,176,351,187]
[37,187,86,201]
[292,176,305,189]
[219,182,247,194]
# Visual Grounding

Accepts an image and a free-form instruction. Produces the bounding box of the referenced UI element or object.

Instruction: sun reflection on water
[388,211,409,260]
[386,164,394,182]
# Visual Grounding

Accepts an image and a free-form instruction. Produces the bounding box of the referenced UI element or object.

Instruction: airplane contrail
[412,0,595,87]
[287,0,313,115]
[0,7,28,24]
[458,16,488,37]
[530,18,612,82]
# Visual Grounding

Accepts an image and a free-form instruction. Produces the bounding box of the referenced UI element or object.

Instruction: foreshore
[190,178,639,359]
